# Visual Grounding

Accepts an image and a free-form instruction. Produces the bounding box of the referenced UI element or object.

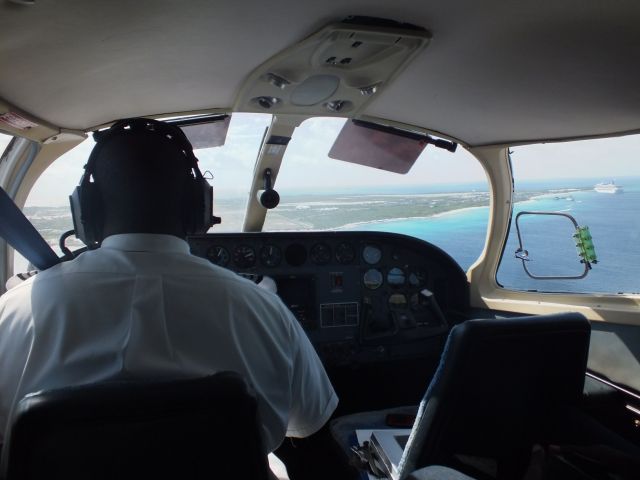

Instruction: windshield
[263,117,490,271]
[18,114,270,271]
[20,114,488,273]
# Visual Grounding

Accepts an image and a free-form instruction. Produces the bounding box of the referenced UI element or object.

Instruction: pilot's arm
[285,313,338,438]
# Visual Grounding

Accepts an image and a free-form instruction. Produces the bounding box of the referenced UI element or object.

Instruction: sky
[1,113,638,207]
[0,134,11,159]
[511,134,640,181]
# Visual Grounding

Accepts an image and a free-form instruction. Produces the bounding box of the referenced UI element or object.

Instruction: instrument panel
[188,231,469,366]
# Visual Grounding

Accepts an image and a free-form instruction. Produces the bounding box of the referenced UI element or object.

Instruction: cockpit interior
[1,1,640,479]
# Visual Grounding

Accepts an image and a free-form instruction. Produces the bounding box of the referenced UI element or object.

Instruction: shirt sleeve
[0,286,35,439]
[285,311,338,438]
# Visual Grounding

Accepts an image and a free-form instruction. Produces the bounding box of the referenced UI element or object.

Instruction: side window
[0,132,13,156]
[14,138,94,272]
[497,134,640,294]
[263,117,490,271]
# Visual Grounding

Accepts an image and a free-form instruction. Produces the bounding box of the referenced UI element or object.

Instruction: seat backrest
[398,313,591,479]
[2,371,270,480]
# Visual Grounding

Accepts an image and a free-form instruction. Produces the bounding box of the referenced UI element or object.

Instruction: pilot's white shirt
[0,233,338,452]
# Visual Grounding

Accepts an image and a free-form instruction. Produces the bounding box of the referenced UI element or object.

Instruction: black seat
[397,313,591,479]
[1,371,271,480]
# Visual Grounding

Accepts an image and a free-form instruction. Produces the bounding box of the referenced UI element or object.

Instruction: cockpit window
[0,131,13,158]
[196,113,271,231]
[263,117,490,271]
[497,134,640,294]
[16,139,94,272]
[17,113,271,272]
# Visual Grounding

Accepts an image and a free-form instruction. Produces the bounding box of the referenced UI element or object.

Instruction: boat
[595,181,624,193]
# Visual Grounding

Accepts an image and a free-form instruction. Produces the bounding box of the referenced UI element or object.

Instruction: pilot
[0,118,338,468]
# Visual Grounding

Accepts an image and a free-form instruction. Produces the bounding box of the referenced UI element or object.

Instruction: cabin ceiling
[1,0,640,146]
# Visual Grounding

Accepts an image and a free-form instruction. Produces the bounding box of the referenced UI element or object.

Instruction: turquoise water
[348,178,640,294]
[355,206,490,272]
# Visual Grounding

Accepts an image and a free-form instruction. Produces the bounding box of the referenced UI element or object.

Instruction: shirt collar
[101,233,190,254]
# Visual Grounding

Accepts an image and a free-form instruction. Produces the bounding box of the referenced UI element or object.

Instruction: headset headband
[81,117,203,185]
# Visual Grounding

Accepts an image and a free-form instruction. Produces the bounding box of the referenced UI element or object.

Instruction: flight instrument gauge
[362,245,382,265]
[363,268,383,289]
[207,245,229,267]
[310,243,332,265]
[233,245,256,268]
[260,244,282,267]
[409,270,427,287]
[387,267,406,286]
[335,242,356,264]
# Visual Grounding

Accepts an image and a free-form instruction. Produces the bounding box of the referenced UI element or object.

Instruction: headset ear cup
[87,183,104,242]
[69,187,86,243]
[183,177,213,235]
[202,181,213,233]
[69,182,103,245]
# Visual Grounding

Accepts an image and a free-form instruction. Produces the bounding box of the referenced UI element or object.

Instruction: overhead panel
[234,18,431,117]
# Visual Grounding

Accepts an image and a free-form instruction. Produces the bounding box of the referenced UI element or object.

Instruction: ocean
[17,178,640,295]
[348,178,640,294]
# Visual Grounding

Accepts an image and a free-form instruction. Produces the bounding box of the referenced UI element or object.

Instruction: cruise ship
[594,181,624,193]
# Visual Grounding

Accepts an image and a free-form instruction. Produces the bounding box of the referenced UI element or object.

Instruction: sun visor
[168,114,230,150]
[328,120,428,174]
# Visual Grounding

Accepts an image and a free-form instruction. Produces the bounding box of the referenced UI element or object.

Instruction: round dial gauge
[206,245,229,267]
[409,270,427,287]
[387,267,406,286]
[388,293,407,307]
[335,242,356,264]
[310,243,332,265]
[363,268,384,289]
[410,292,429,311]
[260,244,282,267]
[362,245,382,265]
[232,245,256,268]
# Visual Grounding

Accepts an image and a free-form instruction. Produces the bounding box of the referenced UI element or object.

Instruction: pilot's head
[69,118,213,245]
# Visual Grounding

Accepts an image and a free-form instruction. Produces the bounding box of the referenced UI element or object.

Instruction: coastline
[23,186,587,244]
[336,205,488,230]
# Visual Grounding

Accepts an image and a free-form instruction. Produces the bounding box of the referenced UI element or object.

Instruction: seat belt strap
[0,187,60,270]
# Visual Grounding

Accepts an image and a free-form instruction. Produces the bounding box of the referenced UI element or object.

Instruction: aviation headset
[69,118,215,246]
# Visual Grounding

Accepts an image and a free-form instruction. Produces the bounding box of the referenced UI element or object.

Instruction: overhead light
[252,96,281,109]
[325,100,353,113]
[262,73,290,90]
[359,84,379,96]
[290,75,340,106]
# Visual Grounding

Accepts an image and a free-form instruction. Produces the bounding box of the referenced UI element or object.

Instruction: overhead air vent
[235,17,431,116]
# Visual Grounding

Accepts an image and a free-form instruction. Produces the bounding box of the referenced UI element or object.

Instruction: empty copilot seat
[331,313,591,479]
[2,371,270,480]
